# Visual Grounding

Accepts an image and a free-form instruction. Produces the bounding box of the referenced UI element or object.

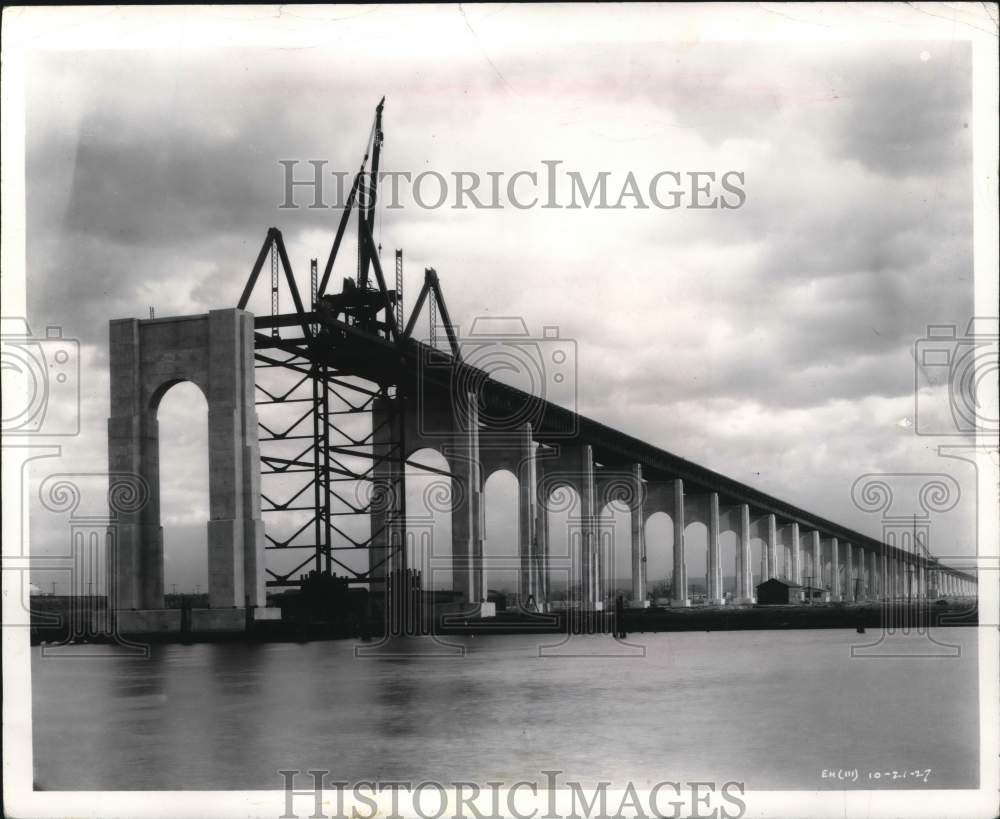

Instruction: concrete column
[630,464,648,607]
[809,531,821,595]
[790,523,801,586]
[829,537,840,600]
[671,479,688,606]
[707,493,722,605]
[450,393,483,604]
[107,406,163,609]
[868,549,878,600]
[517,424,536,606]
[534,461,549,609]
[843,542,854,602]
[737,504,753,603]
[766,514,777,580]
[893,552,900,600]
[852,546,862,600]
[576,445,599,610]
[858,545,867,600]
[206,310,266,609]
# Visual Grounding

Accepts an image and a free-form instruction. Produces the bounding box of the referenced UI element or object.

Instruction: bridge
[106,101,978,631]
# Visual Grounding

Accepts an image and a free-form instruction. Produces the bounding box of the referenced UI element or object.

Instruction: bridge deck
[255,311,967,575]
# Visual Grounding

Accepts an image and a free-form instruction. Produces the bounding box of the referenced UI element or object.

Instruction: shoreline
[29,599,979,646]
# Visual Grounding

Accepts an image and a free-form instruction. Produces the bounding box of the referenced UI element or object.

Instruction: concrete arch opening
[543,484,582,606]
[683,520,708,602]
[600,498,631,601]
[644,511,675,603]
[801,547,817,590]
[719,529,738,599]
[822,543,834,594]
[405,447,454,591]
[483,469,519,598]
[157,381,209,597]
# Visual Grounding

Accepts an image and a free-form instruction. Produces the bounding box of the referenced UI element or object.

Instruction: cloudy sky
[19,7,987,595]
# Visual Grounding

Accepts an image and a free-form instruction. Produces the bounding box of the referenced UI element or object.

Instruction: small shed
[486,589,508,612]
[755,578,803,605]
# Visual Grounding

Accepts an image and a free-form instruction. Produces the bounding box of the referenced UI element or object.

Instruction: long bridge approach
[106,102,978,630]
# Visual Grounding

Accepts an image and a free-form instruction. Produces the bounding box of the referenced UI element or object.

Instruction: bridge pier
[629,464,649,608]
[765,514,777,580]
[534,460,550,610]
[581,445,600,610]
[517,424,538,609]
[807,530,821,596]
[736,504,754,603]
[789,523,801,585]
[671,480,689,606]
[843,543,855,603]
[107,310,272,631]
[706,493,723,604]
[447,395,485,608]
[829,537,841,601]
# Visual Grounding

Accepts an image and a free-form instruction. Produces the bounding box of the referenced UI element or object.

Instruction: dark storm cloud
[827,42,972,177]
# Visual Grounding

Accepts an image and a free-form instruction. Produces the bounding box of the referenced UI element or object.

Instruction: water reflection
[32,629,979,790]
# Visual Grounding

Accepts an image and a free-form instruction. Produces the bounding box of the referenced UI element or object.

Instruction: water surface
[32,628,979,790]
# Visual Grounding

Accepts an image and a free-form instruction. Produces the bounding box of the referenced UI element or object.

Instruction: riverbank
[28,597,978,645]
